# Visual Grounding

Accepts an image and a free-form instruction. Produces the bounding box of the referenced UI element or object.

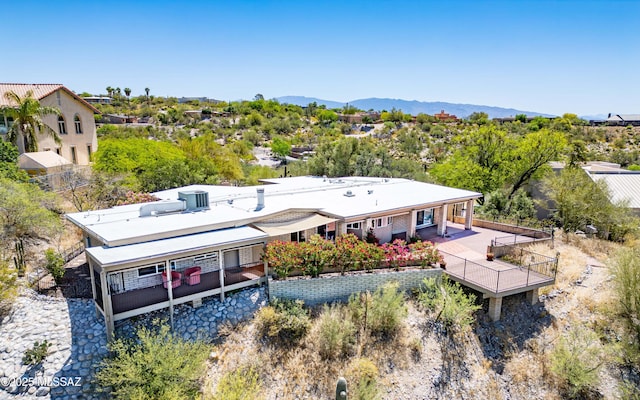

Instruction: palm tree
[145,87,150,106]
[0,90,61,153]
[106,86,113,98]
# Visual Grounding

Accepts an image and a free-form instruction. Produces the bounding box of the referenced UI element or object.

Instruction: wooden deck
[421,223,556,297]
[111,265,264,314]
[442,254,555,296]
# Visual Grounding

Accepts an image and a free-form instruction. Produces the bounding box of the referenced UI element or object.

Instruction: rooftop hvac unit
[178,190,210,212]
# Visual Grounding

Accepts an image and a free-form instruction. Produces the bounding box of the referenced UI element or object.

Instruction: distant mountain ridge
[276,96,556,119]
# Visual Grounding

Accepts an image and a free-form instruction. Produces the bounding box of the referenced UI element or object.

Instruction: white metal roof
[86,226,267,267]
[67,177,482,246]
[588,172,640,209]
[18,151,71,169]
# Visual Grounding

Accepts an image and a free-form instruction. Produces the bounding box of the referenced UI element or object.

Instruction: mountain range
[276,96,556,119]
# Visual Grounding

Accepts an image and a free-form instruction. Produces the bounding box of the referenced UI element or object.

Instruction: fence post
[496,270,500,293]
[463,259,467,279]
[526,264,531,286]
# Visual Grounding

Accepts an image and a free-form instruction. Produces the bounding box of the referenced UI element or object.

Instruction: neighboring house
[66,176,481,338]
[605,113,640,127]
[433,110,458,122]
[583,164,640,215]
[83,96,112,105]
[99,114,137,124]
[0,83,99,165]
[533,161,640,219]
[337,112,381,124]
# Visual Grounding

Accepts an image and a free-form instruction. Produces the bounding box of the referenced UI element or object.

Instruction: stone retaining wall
[268,268,442,305]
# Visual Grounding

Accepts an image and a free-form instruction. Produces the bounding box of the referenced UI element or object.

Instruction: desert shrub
[0,257,17,313]
[22,340,50,365]
[316,304,356,360]
[349,282,407,339]
[346,358,380,400]
[44,248,65,284]
[212,363,263,400]
[612,247,640,345]
[418,276,480,332]
[96,322,209,400]
[255,299,310,345]
[549,326,603,398]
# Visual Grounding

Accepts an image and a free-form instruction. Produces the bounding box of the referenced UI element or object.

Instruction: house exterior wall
[38,90,97,165]
[269,268,442,305]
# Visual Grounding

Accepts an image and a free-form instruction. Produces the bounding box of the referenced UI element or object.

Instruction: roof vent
[256,188,265,211]
[178,190,209,212]
[344,190,355,197]
[368,190,373,195]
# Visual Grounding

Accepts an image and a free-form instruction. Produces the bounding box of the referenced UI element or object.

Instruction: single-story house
[66,176,481,338]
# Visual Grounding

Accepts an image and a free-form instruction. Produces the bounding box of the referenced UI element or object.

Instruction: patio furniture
[184,266,201,285]
[162,271,182,289]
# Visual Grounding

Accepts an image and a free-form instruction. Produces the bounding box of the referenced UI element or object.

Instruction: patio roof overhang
[252,214,338,236]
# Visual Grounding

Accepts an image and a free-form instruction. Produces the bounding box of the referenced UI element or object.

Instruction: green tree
[1,90,61,153]
[0,141,28,181]
[468,111,489,124]
[0,177,61,250]
[506,128,567,198]
[270,136,291,159]
[612,247,640,348]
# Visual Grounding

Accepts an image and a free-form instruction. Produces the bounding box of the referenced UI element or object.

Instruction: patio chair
[184,266,201,285]
[162,271,182,289]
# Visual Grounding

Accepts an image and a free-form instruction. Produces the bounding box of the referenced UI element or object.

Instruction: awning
[253,214,338,236]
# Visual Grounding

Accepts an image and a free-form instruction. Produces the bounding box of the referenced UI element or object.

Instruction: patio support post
[437,204,448,237]
[219,250,225,302]
[166,261,175,331]
[101,270,115,341]
[464,199,474,230]
[488,297,502,321]
[88,258,100,319]
[526,288,539,305]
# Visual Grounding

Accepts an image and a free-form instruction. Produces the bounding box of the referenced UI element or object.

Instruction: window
[70,146,77,164]
[387,216,393,225]
[55,148,61,155]
[87,145,92,161]
[291,230,306,242]
[137,263,167,277]
[346,222,361,229]
[74,115,82,134]
[416,209,435,227]
[58,116,67,134]
[194,252,218,262]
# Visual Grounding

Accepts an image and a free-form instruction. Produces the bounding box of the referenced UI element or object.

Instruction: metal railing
[493,229,553,247]
[440,248,557,294]
[62,241,85,264]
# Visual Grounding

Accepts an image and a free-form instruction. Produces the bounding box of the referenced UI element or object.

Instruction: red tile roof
[0,83,100,113]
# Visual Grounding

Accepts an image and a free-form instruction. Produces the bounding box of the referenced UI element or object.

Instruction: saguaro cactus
[336,376,347,400]
[13,239,26,277]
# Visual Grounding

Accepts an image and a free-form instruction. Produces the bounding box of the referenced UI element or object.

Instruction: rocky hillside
[204,234,633,399]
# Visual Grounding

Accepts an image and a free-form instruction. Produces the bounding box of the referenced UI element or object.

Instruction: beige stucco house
[0,83,99,165]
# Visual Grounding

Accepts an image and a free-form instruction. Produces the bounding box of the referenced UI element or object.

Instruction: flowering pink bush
[264,235,442,278]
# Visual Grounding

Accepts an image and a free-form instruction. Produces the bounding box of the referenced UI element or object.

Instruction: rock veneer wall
[269,268,442,305]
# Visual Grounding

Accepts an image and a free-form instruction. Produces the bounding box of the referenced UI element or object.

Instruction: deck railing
[440,248,557,295]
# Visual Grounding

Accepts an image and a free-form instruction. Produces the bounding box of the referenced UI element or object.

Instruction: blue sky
[3,0,638,116]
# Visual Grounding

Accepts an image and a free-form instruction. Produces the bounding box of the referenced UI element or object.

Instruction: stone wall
[269,268,442,305]
[455,218,551,239]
